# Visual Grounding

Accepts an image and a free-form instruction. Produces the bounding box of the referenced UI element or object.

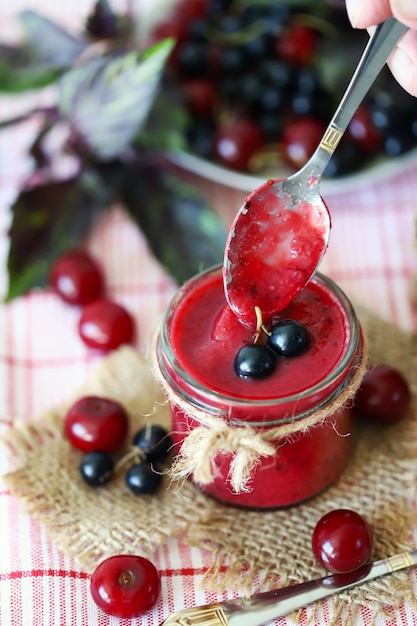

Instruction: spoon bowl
[223,177,330,326]
[223,18,407,329]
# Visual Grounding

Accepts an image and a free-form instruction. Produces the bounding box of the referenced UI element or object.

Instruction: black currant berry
[384,133,415,157]
[79,451,114,486]
[268,319,310,357]
[324,140,362,177]
[260,60,294,90]
[126,461,162,495]
[133,425,172,463]
[177,43,207,78]
[234,343,277,379]
[186,120,215,159]
[221,46,247,75]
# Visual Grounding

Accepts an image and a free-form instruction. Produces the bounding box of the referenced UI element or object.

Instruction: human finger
[387,28,417,95]
[346,0,391,28]
[391,0,417,29]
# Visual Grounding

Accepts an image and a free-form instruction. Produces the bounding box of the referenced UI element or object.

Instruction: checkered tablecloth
[1,2,417,625]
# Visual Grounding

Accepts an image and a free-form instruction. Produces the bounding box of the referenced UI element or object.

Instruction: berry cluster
[234,316,310,379]
[158,0,417,176]
[49,249,135,351]
[64,395,172,495]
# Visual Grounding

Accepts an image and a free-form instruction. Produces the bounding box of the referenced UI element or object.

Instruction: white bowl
[168,147,417,196]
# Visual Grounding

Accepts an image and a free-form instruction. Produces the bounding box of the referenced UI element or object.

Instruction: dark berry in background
[157,0,417,177]
[353,364,411,424]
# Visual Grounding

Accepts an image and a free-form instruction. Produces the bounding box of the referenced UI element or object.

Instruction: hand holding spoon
[223,18,407,327]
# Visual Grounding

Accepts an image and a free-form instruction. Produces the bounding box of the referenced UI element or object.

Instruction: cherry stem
[145,422,153,440]
[254,306,271,343]
[114,447,146,473]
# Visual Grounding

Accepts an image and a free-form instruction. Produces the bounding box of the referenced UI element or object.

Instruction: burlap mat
[2,305,417,625]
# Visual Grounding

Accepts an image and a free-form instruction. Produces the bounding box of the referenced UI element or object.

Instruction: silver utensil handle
[160,550,417,626]
[331,18,406,134]
[295,18,407,184]
[223,550,417,626]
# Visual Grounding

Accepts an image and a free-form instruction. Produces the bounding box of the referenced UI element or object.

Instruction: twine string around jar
[152,332,368,494]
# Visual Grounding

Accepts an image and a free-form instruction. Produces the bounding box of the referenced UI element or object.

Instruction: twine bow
[169,422,276,493]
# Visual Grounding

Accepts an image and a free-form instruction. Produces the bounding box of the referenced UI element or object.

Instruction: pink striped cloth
[1,2,417,625]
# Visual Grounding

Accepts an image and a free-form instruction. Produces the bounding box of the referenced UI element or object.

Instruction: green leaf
[0,11,86,93]
[5,170,114,302]
[122,161,226,285]
[0,44,61,93]
[59,38,175,160]
[20,10,86,69]
[135,77,189,152]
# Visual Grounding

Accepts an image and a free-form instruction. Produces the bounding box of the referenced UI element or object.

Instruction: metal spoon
[160,547,417,625]
[223,18,407,327]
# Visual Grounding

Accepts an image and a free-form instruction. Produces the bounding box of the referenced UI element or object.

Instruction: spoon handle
[298,18,407,182]
[161,549,417,626]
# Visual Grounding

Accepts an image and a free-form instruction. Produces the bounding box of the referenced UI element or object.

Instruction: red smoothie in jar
[157,266,362,508]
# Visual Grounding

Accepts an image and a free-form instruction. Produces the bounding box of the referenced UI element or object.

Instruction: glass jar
[155,265,364,509]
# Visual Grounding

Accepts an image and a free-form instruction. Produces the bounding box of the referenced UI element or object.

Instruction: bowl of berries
[154,0,417,194]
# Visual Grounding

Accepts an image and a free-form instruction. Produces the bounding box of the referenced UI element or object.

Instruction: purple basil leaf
[5,171,114,302]
[122,161,226,284]
[59,38,174,160]
[86,0,118,40]
[20,10,86,69]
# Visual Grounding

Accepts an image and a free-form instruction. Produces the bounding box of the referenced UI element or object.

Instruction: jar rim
[157,265,361,425]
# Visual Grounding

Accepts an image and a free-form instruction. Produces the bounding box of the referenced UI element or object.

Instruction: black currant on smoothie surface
[234,305,311,379]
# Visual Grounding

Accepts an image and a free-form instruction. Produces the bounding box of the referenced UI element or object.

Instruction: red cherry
[150,14,188,67]
[150,0,207,65]
[183,79,218,117]
[348,105,382,153]
[281,117,326,169]
[312,509,373,574]
[64,396,129,453]
[205,44,223,79]
[78,299,135,351]
[49,250,104,306]
[276,24,318,66]
[90,554,161,619]
[178,0,207,22]
[152,14,187,44]
[213,118,265,171]
[353,364,411,424]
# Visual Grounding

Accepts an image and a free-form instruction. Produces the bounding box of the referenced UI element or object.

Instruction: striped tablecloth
[1,2,417,625]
